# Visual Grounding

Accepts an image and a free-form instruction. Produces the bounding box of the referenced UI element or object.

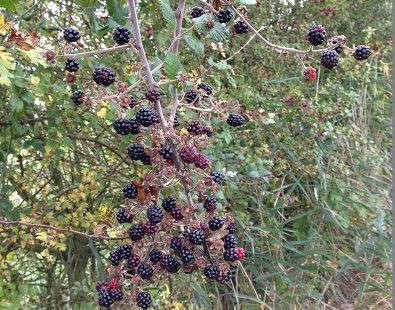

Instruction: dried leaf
[207,229,229,242]
[6,28,39,51]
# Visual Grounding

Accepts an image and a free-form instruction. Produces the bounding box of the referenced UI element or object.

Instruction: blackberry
[227,113,245,127]
[149,248,163,264]
[129,118,140,134]
[129,224,145,241]
[203,197,217,212]
[146,206,164,224]
[209,216,225,231]
[116,207,133,224]
[307,24,326,46]
[185,89,198,104]
[179,247,194,263]
[162,196,177,212]
[137,263,154,279]
[180,145,196,164]
[143,222,158,235]
[224,247,238,261]
[140,153,152,165]
[173,115,180,128]
[171,207,183,221]
[136,108,157,127]
[161,255,181,273]
[202,127,214,137]
[127,254,141,268]
[321,50,339,69]
[217,9,233,23]
[189,229,205,245]
[70,90,84,105]
[110,288,123,301]
[98,290,114,307]
[226,223,237,234]
[170,236,183,251]
[194,153,210,169]
[145,89,160,102]
[187,120,203,135]
[136,292,151,309]
[223,234,237,249]
[197,82,213,95]
[113,26,131,45]
[160,147,174,160]
[117,244,132,260]
[63,27,80,42]
[113,118,131,135]
[211,171,223,184]
[217,271,232,283]
[123,182,138,199]
[204,264,219,280]
[128,143,145,160]
[92,67,116,86]
[129,95,138,108]
[108,250,120,266]
[96,280,108,292]
[237,247,246,260]
[190,7,205,18]
[233,20,249,34]
[65,57,80,72]
[353,45,372,61]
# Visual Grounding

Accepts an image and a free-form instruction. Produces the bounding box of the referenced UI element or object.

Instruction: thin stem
[57,43,134,58]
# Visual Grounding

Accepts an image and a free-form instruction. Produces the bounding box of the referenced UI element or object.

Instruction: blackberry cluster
[162,196,177,212]
[160,255,181,273]
[98,290,114,307]
[117,244,132,260]
[179,247,194,263]
[113,26,131,45]
[354,45,372,61]
[185,89,198,103]
[171,207,183,220]
[187,120,203,135]
[70,90,84,105]
[209,216,225,231]
[194,153,210,169]
[233,20,249,34]
[223,234,237,249]
[145,89,160,102]
[180,145,196,164]
[136,292,152,309]
[116,207,133,223]
[113,118,131,135]
[190,7,205,18]
[197,82,212,95]
[123,182,138,199]
[227,113,245,127]
[224,247,238,261]
[137,263,154,279]
[170,236,183,251]
[65,57,80,72]
[160,147,174,160]
[321,50,339,69]
[128,143,145,160]
[211,171,223,184]
[189,229,205,245]
[92,67,116,86]
[136,108,157,127]
[127,254,141,268]
[110,288,123,301]
[307,24,326,46]
[149,248,163,263]
[129,224,145,241]
[108,251,120,266]
[146,206,164,224]
[204,265,220,280]
[217,9,233,23]
[203,197,217,212]
[129,118,140,134]
[63,27,80,42]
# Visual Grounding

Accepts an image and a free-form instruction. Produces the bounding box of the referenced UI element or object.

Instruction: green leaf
[9,97,23,111]
[20,50,47,67]
[209,22,230,42]
[235,0,257,4]
[160,0,176,28]
[0,198,19,220]
[248,171,260,178]
[208,57,231,70]
[184,34,204,57]
[0,0,17,11]
[106,0,128,24]
[75,0,98,8]
[164,53,184,79]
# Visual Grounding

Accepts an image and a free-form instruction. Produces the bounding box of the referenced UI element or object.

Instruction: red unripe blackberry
[237,247,246,260]
[129,224,145,241]
[140,153,152,165]
[98,290,114,307]
[203,197,217,212]
[108,250,120,266]
[353,45,372,61]
[113,26,131,45]
[63,27,80,42]
[147,206,164,224]
[171,207,184,221]
[136,107,157,127]
[145,88,160,102]
[211,171,223,184]
[224,247,238,261]
[180,145,196,164]
[110,288,123,301]
[170,236,183,251]
[116,207,133,224]
[92,67,116,86]
[233,20,249,34]
[194,153,210,169]
[70,90,84,105]
[65,57,80,72]
[197,82,213,95]
[160,147,174,160]
[128,143,145,160]
[204,264,220,279]
[307,24,326,46]
[123,182,138,199]
[149,248,163,263]
[113,118,131,135]
[179,247,194,263]
[223,234,237,249]
[189,228,205,245]
[303,67,317,81]
[208,216,225,231]
[117,244,132,260]
[162,196,177,212]
[137,263,154,279]
[136,292,152,309]
[190,7,205,18]
[187,120,203,135]
[143,222,158,235]
[227,113,245,127]
[217,9,233,23]
[185,89,199,103]
[127,254,141,268]
[321,50,339,69]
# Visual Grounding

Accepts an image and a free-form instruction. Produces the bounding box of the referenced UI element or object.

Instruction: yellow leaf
[96,107,107,119]
[44,145,53,155]
[0,51,13,62]
[30,76,40,85]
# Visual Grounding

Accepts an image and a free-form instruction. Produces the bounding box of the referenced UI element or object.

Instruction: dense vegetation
[0,0,391,309]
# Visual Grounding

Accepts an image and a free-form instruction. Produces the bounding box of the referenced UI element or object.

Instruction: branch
[0,220,128,240]
[57,43,134,58]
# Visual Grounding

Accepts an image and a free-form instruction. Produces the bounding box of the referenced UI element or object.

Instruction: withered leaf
[207,229,228,242]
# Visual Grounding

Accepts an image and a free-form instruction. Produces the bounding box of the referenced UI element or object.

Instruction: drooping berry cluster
[113,26,131,45]
[92,67,116,86]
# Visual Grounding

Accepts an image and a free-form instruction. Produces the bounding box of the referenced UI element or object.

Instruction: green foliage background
[0,0,392,309]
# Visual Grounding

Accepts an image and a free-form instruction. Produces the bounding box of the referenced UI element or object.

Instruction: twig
[57,43,134,58]
[224,27,263,62]
[238,261,266,309]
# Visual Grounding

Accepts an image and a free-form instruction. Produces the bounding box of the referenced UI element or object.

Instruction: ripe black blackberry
[209,216,225,231]
[179,247,194,263]
[113,26,131,45]
[123,182,138,199]
[307,24,326,46]
[63,27,80,42]
[223,234,237,249]
[204,264,220,279]
[185,89,198,104]
[189,229,205,245]
[160,147,174,160]
[187,120,203,135]
[65,57,80,72]
[140,153,152,165]
[203,197,217,212]
[180,145,196,164]
[137,263,154,279]
[194,153,210,169]
[233,20,249,34]
[108,250,120,266]
[116,207,133,223]
[70,90,84,105]
[202,127,214,137]
[136,107,157,127]
[128,143,145,160]
[161,255,181,273]
[129,95,138,108]
[136,292,151,309]
[327,36,344,54]
[217,9,233,23]
[173,115,180,128]
[92,67,116,86]
[98,290,114,307]
[146,206,164,224]
[211,171,223,184]
[170,236,183,251]
[217,270,232,283]
[224,247,238,261]
[171,207,183,221]
[149,248,163,263]
[143,222,158,235]
[197,82,213,95]
[321,50,339,69]
[96,280,108,292]
[110,288,123,301]
[353,45,372,61]
[117,244,132,260]
[227,113,245,127]
[162,196,177,212]
[129,118,140,134]
[145,89,160,102]
[226,223,237,234]
[190,7,205,18]
[113,118,131,135]
[127,254,141,268]
[129,224,145,241]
